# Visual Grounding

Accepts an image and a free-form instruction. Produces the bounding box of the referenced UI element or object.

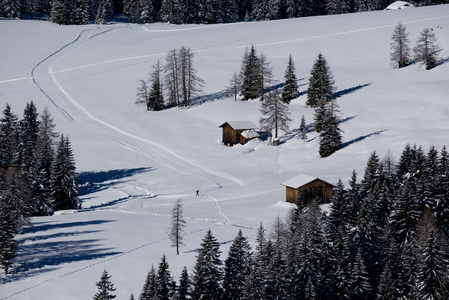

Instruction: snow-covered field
[1,5,449,299]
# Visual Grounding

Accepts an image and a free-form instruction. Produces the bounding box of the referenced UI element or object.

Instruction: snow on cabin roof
[219,121,258,130]
[241,129,259,139]
[385,1,414,10]
[281,174,334,189]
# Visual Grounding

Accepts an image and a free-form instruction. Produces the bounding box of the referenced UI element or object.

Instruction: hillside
[1,5,449,299]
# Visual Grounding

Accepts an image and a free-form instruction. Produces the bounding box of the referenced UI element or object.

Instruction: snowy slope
[1,5,449,299]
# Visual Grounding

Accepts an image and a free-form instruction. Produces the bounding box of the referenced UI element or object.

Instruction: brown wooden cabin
[281,174,334,205]
[219,121,259,146]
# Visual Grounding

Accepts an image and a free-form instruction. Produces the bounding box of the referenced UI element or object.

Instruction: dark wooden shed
[219,121,259,146]
[281,174,334,205]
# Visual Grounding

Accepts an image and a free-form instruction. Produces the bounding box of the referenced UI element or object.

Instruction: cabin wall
[286,187,299,204]
[222,125,237,146]
[299,180,333,204]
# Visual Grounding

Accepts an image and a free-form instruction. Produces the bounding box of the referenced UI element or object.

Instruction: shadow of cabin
[219,121,259,146]
[281,174,334,205]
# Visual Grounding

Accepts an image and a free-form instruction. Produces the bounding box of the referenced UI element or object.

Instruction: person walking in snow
[196,190,199,196]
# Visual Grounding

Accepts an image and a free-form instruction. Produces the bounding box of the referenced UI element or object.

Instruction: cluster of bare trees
[136,46,204,111]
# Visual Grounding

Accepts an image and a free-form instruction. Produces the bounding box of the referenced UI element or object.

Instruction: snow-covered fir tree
[0,104,19,169]
[159,0,183,24]
[259,89,292,145]
[299,115,307,142]
[223,230,252,299]
[147,60,165,111]
[20,101,40,175]
[177,266,191,300]
[50,134,79,211]
[281,55,298,104]
[239,45,262,100]
[72,0,90,24]
[0,191,17,275]
[93,269,116,300]
[32,107,57,216]
[390,23,411,68]
[1,0,21,17]
[50,0,72,24]
[140,265,157,300]
[318,99,342,157]
[156,254,176,300]
[413,27,441,70]
[306,53,336,108]
[191,229,223,299]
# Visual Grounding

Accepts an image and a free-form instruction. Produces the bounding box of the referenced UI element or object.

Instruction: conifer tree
[32,107,57,216]
[50,0,71,24]
[318,99,342,157]
[72,0,90,24]
[0,191,17,275]
[240,46,262,100]
[281,55,298,104]
[177,266,191,300]
[306,53,335,108]
[93,269,116,300]
[348,248,372,299]
[20,101,40,175]
[168,199,186,255]
[149,60,164,110]
[140,265,157,300]
[390,23,411,68]
[50,135,79,211]
[191,229,223,299]
[259,89,292,145]
[156,254,175,300]
[0,103,19,169]
[299,115,307,143]
[413,28,441,70]
[223,229,252,299]
[413,206,449,299]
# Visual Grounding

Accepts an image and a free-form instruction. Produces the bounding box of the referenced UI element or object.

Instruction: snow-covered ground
[1,5,449,298]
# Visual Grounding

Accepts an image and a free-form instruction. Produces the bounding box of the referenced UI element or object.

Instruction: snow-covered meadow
[1,5,449,298]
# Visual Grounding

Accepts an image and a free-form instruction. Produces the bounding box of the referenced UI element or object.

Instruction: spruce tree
[50,135,79,211]
[306,53,335,108]
[20,101,40,175]
[156,254,175,300]
[258,53,274,101]
[32,107,57,216]
[0,103,19,168]
[177,266,191,300]
[148,60,164,110]
[281,55,298,104]
[1,0,21,17]
[140,265,157,300]
[413,206,449,299]
[223,229,252,299]
[299,115,307,143]
[227,72,241,101]
[390,23,411,68]
[240,46,262,100]
[259,89,292,145]
[93,269,116,300]
[318,99,342,157]
[0,191,17,275]
[191,229,223,299]
[413,28,441,70]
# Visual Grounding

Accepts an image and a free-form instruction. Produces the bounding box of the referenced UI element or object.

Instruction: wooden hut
[281,174,334,205]
[219,121,259,146]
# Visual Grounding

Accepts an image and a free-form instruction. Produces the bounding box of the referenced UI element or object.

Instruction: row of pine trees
[94,144,449,299]
[2,0,448,24]
[0,102,79,275]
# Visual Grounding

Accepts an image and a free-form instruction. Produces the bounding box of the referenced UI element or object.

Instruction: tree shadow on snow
[1,220,120,284]
[77,167,153,196]
[333,83,371,99]
[342,130,387,149]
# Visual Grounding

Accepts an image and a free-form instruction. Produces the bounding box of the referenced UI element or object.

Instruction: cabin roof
[281,174,334,189]
[219,121,258,130]
[241,129,259,138]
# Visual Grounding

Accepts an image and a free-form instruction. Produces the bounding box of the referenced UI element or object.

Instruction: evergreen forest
[2,0,448,25]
